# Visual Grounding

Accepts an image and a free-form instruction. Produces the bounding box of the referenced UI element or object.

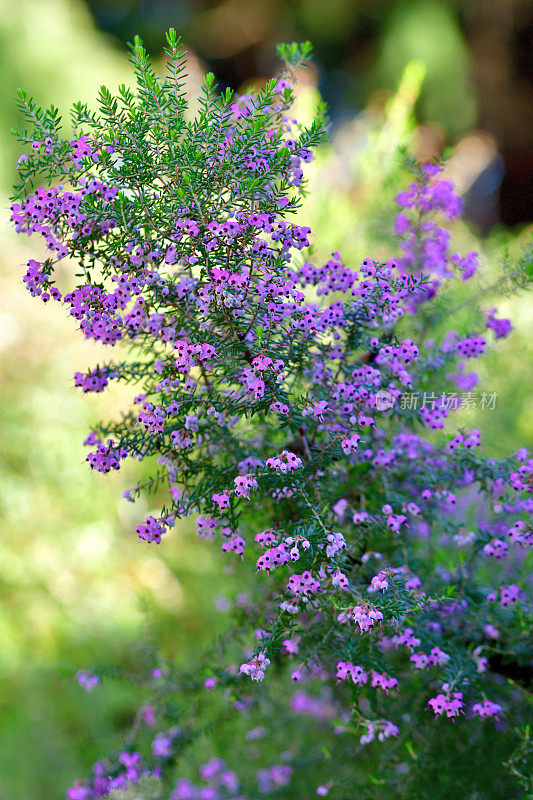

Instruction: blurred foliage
[0,0,131,189]
[370,0,477,138]
[82,0,480,135]
[0,2,531,798]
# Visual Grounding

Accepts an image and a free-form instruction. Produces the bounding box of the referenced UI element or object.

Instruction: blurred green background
[0,1,532,797]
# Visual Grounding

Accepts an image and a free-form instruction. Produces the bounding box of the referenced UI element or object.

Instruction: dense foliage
[11,32,532,799]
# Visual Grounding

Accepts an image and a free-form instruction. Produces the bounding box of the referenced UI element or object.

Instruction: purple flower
[76,670,100,692]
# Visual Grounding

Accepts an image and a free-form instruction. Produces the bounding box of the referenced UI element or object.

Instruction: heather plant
[11,31,532,799]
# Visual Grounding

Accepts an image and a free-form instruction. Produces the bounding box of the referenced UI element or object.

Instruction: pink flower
[336,661,368,685]
[266,450,303,473]
[369,570,389,592]
[212,491,230,509]
[427,690,464,718]
[371,671,398,694]
[282,638,300,656]
[472,700,502,719]
[240,652,271,681]
[233,474,258,498]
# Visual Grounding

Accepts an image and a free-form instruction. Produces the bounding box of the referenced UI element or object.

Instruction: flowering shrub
[12,31,532,799]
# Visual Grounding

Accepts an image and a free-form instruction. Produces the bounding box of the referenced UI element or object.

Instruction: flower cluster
[13,31,531,799]
[427,688,464,718]
[239,652,271,681]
